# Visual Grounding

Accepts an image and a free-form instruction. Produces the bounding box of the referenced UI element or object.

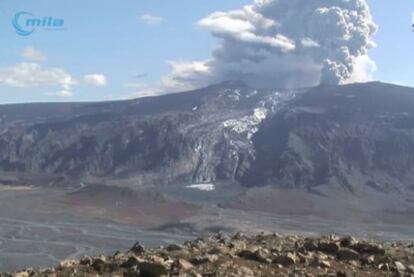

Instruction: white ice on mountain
[223,108,268,140]
[223,89,297,141]
[186,183,215,191]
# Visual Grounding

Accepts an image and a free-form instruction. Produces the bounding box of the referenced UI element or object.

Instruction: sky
[0,0,412,104]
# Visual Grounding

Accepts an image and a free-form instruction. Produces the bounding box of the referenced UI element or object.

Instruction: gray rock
[79,256,93,266]
[360,255,375,265]
[92,257,106,272]
[130,242,145,254]
[191,255,218,265]
[337,271,356,277]
[303,241,318,252]
[273,253,297,266]
[138,262,168,277]
[319,260,331,268]
[121,256,141,268]
[378,263,390,271]
[318,242,339,254]
[340,237,358,248]
[59,259,77,269]
[176,259,194,271]
[350,243,385,255]
[337,248,360,261]
[166,244,183,252]
[394,261,406,272]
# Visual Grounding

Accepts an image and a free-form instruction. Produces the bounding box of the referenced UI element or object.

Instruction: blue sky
[0,0,412,104]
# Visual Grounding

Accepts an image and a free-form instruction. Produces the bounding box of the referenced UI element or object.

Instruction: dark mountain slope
[1,81,414,194]
[241,82,414,193]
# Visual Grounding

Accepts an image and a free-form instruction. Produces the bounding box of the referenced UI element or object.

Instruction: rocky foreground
[3,233,414,277]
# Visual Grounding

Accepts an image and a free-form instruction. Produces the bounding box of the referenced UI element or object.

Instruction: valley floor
[0,185,413,272]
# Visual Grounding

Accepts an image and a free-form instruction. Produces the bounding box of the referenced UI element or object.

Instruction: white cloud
[125,89,163,99]
[301,38,320,48]
[0,62,76,93]
[0,59,108,98]
[83,74,107,86]
[47,90,73,97]
[21,47,47,62]
[160,61,211,91]
[198,10,295,52]
[198,12,256,35]
[125,61,212,99]
[124,82,148,89]
[139,14,164,26]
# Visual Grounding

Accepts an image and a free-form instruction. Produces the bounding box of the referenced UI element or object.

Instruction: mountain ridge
[1,81,414,195]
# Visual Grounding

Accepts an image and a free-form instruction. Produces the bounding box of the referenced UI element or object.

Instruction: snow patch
[227,89,241,101]
[194,142,202,153]
[246,90,258,98]
[186,184,215,191]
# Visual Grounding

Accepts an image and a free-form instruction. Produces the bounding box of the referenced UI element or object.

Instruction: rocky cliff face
[1,81,414,193]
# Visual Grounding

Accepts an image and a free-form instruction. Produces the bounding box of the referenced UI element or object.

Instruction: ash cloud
[162,0,377,91]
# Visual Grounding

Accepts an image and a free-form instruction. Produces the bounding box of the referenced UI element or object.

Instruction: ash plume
[162,0,377,91]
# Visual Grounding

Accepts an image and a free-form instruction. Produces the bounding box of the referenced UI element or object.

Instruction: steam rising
[162,0,377,91]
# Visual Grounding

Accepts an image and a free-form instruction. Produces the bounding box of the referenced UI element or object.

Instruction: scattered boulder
[340,236,358,248]
[229,240,247,251]
[337,270,356,277]
[239,248,271,263]
[138,262,168,277]
[121,256,142,268]
[379,263,390,271]
[59,259,77,269]
[303,241,318,252]
[310,256,331,269]
[234,266,255,277]
[208,246,229,255]
[318,242,340,254]
[350,242,385,255]
[320,260,331,268]
[175,259,194,271]
[2,234,413,277]
[79,256,93,266]
[273,253,297,266]
[394,261,406,272]
[191,255,218,265]
[166,244,183,252]
[360,255,375,265]
[130,242,146,254]
[12,272,29,277]
[92,256,107,272]
[337,248,360,261]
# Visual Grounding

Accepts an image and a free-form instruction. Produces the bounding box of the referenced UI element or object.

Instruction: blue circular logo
[12,12,35,36]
